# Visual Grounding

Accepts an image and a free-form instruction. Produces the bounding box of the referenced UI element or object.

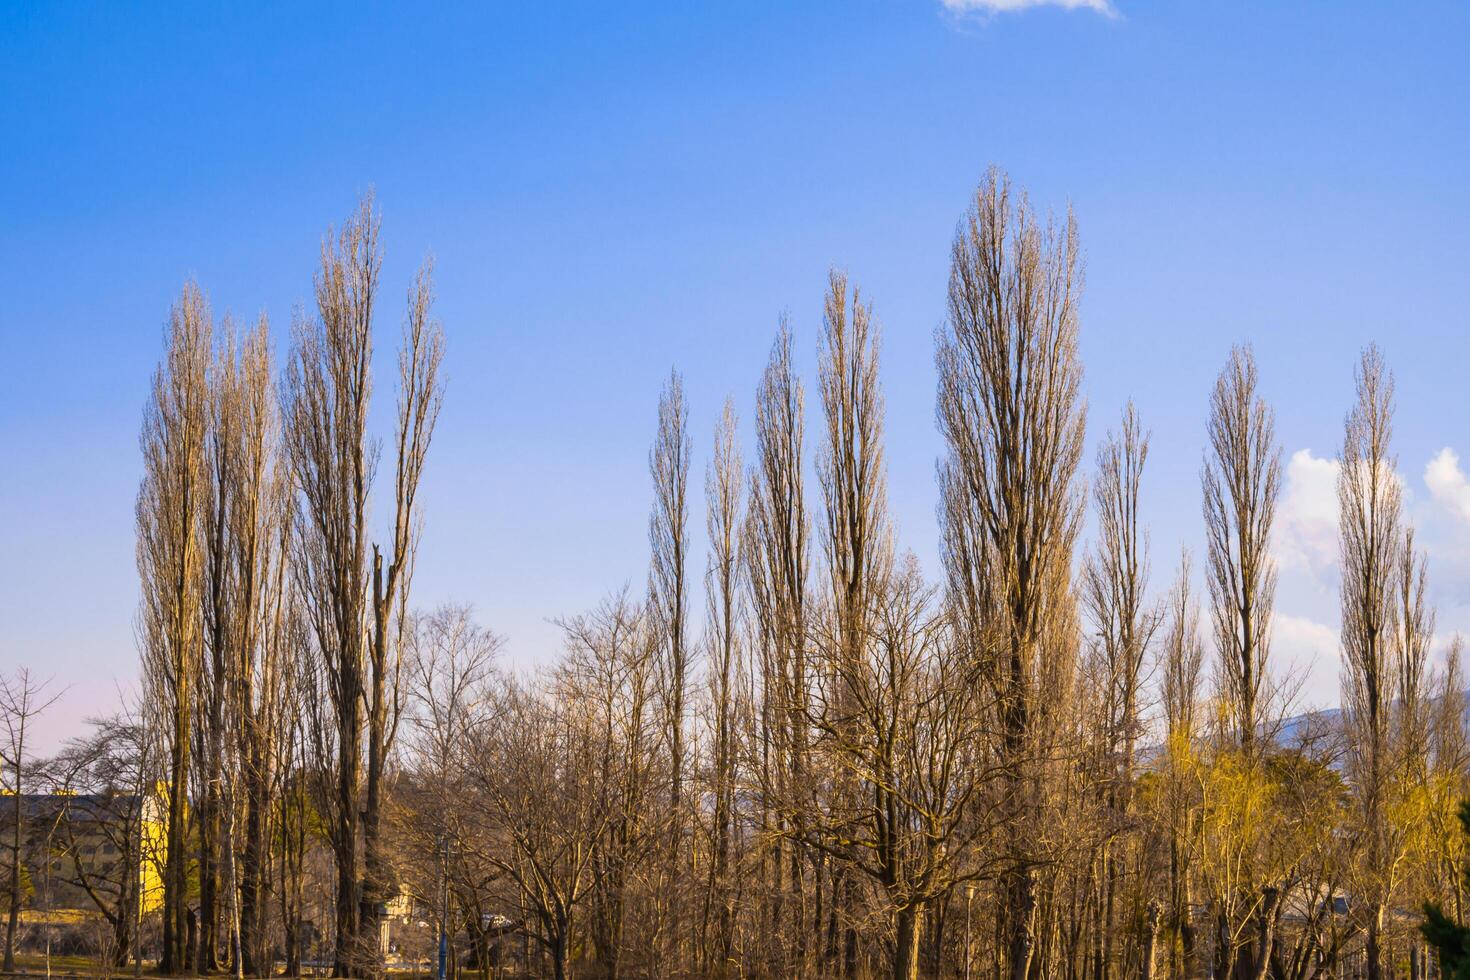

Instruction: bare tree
[462,661,620,980]
[278,623,319,979]
[1202,345,1281,756]
[194,313,281,975]
[1394,529,1432,778]
[50,705,155,969]
[197,322,236,973]
[560,595,662,980]
[403,605,502,838]
[136,284,212,974]
[1,670,63,971]
[648,368,691,962]
[804,561,1006,980]
[746,322,812,975]
[700,398,744,974]
[1199,344,1283,980]
[1338,344,1403,980]
[1080,403,1160,980]
[284,202,375,976]
[936,166,1086,980]
[214,313,289,980]
[1159,551,1205,979]
[814,269,892,979]
[651,371,692,803]
[817,270,892,667]
[240,372,295,978]
[284,195,444,976]
[363,248,443,965]
[395,605,501,980]
[1427,638,1469,925]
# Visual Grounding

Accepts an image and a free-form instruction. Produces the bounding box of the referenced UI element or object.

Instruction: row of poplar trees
[129,169,1470,980]
[136,194,443,978]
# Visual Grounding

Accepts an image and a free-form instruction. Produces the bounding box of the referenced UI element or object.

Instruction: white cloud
[941,0,1117,16]
[1273,613,1340,662]
[1425,448,1470,525]
[1254,448,1470,714]
[1271,613,1341,711]
[1274,449,1340,587]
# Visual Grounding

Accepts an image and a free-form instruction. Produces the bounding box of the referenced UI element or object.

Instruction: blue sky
[2,1,1467,748]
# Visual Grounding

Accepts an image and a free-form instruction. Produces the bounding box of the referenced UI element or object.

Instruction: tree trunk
[359,551,396,976]
[1248,888,1280,980]
[186,906,199,970]
[1367,905,1383,980]
[550,925,570,980]
[240,741,267,976]
[163,733,190,974]
[282,786,304,980]
[334,703,361,978]
[1101,843,1115,980]
[1217,912,1236,980]
[3,780,19,972]
[1142,901,1161,980]
[894,904,924,980]
[1009,869,1037,980]
[110,862,136,971]
[223,801,244,980]
[199,793,219,973]
[1179,871,1197,980]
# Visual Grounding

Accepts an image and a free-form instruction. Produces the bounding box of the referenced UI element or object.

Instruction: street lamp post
[965,885,975,980]
[437,834,450,980]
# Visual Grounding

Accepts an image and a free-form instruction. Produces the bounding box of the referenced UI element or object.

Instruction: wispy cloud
[1272,613,1341,711]
[1274,449,1340,588]
[1262,446,1470,714]
[1426,448,1470,525]
[940,0,1117,17]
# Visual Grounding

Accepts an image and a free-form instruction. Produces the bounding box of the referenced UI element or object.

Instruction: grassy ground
[5,952,110,975]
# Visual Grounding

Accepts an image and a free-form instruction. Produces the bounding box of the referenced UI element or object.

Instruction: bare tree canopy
[1202,344,1281,755]
[283,194,443,977]
[2,172,1445,980]
[937,166,1087,980]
